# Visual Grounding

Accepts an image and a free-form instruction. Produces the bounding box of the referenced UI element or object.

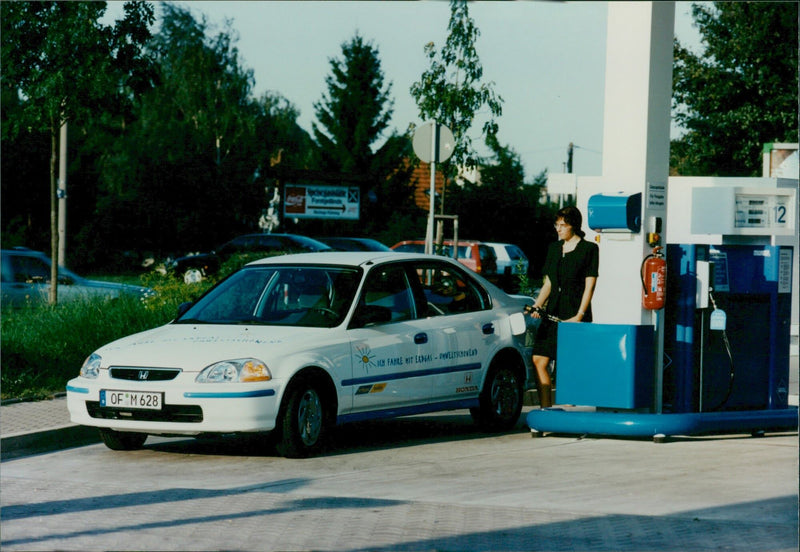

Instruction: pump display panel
[691,187,796,236]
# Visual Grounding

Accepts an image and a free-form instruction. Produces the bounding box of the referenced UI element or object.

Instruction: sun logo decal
[355,344,376,372]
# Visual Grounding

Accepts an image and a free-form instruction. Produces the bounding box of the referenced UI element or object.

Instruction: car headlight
[196,358,272,383]
[80,353,102,379]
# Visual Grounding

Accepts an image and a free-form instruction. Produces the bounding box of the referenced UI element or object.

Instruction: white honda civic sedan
[67,252,534,457]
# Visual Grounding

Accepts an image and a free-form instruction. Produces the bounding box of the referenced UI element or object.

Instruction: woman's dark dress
[532,238,599,359]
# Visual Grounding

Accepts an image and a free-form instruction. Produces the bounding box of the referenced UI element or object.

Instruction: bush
[0,251,289,400]
[1,294,166,400]
[0,273,211,400]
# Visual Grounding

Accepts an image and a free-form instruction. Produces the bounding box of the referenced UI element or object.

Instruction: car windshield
[175,265,362,327]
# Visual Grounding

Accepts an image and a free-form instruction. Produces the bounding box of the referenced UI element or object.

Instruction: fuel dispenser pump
[527,4,795,439]
[663,243,793,414]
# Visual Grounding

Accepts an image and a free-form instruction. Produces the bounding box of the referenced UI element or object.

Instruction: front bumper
[66,378,282,436]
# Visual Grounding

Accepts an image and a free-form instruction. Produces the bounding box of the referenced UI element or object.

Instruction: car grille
[110,367,181,381]
[85,402,203,423]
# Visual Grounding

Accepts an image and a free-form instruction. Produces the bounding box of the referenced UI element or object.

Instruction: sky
[106,1,703,179]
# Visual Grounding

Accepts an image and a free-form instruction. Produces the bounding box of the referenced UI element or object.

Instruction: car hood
[96,323,338,371]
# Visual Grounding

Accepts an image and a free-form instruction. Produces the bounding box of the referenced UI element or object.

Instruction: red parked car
[391,239,497,277]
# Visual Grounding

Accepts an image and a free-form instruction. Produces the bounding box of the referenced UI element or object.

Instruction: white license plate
[100,390,163,410]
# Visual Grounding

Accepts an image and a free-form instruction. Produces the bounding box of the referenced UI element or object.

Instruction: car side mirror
[176,301,193,318]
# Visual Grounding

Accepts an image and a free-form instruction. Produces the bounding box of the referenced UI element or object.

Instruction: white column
[578,2,675,326]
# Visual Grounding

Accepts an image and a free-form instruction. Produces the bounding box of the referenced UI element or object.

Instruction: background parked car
[1,248,154,308]
[484,242,530,293]
[391,239,497,277]
[170,233,332,283]
[315,237,393,252]
[485,242,529,276]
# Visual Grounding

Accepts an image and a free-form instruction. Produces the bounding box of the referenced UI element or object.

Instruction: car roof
[246,250,456,267]
[393,239,485,246]
[2,247,44,256]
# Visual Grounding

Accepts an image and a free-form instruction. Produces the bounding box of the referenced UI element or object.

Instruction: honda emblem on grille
[138,370,149,381]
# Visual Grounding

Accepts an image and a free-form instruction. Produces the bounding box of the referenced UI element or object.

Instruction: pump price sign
[734,191,791,231]
[284,185,360,220]
[692,186,796,236]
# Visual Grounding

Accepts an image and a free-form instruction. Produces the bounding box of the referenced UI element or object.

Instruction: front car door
[343,262,434,420]
[408,260,498,405]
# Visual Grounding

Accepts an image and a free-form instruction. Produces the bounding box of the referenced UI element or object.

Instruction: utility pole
[567,142,574,174]
[58,121,67,267]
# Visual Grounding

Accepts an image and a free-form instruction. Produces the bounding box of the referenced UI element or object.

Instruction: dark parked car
[170,233,332,283]
[315,237,393,252]
[1,248,154,308]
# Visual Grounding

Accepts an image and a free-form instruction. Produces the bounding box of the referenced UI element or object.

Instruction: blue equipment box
[587,192,642,232]
[556,323,654,409]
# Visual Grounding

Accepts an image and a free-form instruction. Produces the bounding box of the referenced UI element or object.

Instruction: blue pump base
[526,407,799,438]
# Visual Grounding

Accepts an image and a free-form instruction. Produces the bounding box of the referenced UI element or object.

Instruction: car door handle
[414,333,428,344]
[482,323,494,335]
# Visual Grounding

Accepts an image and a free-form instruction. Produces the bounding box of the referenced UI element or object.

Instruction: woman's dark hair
[556,205,585,238]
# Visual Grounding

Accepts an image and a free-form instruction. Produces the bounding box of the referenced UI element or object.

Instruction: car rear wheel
[471,361,523,431]
[98,428,148,450]
[276,380,328,458]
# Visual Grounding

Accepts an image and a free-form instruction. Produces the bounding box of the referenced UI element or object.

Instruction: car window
[177,266,361,327]
[393,243,425,254]
[479,246,497,272]
[219,236,251,255]
[257,235,284,250]
[9,255,50,284]
[0,255,11,283]
[351,264,415,327]
[413,261,490,316]
[506,245,526,260]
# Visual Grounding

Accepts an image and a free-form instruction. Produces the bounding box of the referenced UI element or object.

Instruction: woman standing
[529,206,599,408]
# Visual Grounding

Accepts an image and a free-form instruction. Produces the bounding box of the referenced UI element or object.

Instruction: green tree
[1,1,154,302]
[671,2,798,176]
[311,33,413,235]
[92,4,307,257]
[410,0,503,183]
[449,136,553,278]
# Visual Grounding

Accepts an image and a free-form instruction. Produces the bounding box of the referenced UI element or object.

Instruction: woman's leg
[533,354,553,408]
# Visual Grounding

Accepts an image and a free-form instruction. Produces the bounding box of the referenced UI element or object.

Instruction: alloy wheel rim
[298,389,322,446]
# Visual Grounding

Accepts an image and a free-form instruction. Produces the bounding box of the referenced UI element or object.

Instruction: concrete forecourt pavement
[1,389,797,552]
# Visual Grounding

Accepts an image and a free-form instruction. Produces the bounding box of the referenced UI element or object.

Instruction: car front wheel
[98,428,148,450]
[276,380,328,458]
[183,268,205,284]
[471,362,523,431]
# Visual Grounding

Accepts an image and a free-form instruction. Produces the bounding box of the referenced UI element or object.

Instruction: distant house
[407,160,481,211]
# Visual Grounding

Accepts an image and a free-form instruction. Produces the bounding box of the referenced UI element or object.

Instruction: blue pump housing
[587,192,642,232]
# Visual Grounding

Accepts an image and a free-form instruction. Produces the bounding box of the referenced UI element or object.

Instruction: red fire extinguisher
[641,246,666,310]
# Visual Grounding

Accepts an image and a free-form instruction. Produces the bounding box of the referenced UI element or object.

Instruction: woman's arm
[529,275,552,319]
[565,276,597,322]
